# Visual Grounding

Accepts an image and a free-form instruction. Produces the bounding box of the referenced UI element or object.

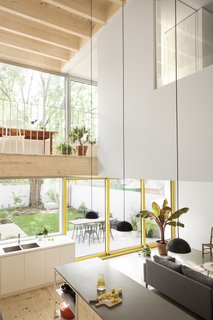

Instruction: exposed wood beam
[44,0,106,24]
[0,30,72,62]
[0,0,92,38]
[0,45,63,72]
[0,11,79,51]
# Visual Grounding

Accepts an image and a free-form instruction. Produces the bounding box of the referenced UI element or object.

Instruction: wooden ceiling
[0,0,123,73]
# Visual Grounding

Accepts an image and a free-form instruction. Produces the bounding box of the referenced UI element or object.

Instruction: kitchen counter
[55,258,195,320]
[0,235,75,257]
[0,235,75,296]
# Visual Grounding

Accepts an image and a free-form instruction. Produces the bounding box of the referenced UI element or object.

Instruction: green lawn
[11,210,84,236]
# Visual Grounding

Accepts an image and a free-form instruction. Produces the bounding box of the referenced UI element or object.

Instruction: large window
[156,0,213,88]
[70,79,98,142]
[66,179,105,258]
[0,63,66,154]
[145,180,171,244]
[0,178,61,241]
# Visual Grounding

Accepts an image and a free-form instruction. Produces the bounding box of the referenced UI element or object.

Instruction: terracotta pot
[76,145,88,156]
[156,240,168,256]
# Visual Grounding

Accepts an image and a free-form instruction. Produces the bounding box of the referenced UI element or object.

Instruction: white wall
[97,0,213,249]
[98,0,213,182]
[179,181,213,250]
[98,0,176,180]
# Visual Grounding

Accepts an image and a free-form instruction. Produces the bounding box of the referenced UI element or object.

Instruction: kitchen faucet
[18,233,20,245]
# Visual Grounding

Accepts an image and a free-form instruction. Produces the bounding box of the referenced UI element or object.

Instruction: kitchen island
[54,258,195,320]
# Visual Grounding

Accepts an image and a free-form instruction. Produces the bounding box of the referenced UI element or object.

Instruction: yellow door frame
[63,177,175,261]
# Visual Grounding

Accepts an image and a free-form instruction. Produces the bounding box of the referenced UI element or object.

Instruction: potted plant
[136,199,189,255]
[56,142,75,155]
[141,244,151,257]
[70,126,95,156]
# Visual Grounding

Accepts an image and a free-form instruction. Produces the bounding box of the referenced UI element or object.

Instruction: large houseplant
[136,199,189,255]
[70,126,95,156]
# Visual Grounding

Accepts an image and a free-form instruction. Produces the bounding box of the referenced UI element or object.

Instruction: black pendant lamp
[167,0,191,254]
[116,0,133,232]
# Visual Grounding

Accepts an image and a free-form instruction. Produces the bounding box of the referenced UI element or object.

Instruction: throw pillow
[182,265,213,288]
[153,255,176,263]
[153,255,182,273]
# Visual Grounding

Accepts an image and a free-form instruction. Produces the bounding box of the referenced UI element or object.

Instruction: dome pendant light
[116,0,133,232]
[167,0,191,254]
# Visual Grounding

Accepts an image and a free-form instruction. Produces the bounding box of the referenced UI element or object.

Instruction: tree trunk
[29,179,42,208]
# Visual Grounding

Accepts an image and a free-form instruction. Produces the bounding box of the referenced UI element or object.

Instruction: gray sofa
[144,257,213,320]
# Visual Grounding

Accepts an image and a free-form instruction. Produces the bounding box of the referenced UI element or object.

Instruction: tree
[0,63,64,208]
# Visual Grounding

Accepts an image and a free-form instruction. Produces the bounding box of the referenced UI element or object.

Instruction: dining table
[69,217,114,243]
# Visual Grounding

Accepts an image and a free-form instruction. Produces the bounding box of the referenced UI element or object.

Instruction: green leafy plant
[141,244,151,257]
[130,213,138,231]
[12,192,23,208]
[136,199,189,244]
[56,142,76,155]
[78,202,87,212]
[70,126,96,146]
[46,188,59,203]
[146,219,159,238]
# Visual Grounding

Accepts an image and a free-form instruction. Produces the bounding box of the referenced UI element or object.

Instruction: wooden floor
[0,286,60,320]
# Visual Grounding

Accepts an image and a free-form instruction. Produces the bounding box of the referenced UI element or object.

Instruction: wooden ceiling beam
[44,0,106,24]
[0,30,72,62]
[0,11,79,51]
[0,45,63,72]
[0,0,92,38]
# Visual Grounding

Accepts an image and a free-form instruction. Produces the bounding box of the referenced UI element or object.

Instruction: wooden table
[0,128,56,154]
[54,258,195,320]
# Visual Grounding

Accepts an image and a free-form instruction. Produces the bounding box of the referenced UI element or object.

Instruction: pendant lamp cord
[175,0,180,237]
[90,0,93,211]
[122,0,126,221]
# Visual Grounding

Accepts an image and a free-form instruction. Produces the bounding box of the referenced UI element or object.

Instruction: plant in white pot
[136,199,189,255]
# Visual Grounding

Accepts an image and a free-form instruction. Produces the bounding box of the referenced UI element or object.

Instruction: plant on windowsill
[56,142,76,155]
[69,126,96,156]
[141,244,151,257]
[136,199,189,256]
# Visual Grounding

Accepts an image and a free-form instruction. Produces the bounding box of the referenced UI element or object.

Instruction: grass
[11,209,84,236]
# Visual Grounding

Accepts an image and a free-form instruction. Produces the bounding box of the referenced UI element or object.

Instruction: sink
[21,242,40,250]
[3,245,22,253]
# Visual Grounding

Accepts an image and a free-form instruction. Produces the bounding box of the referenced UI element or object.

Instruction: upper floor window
[70,79,98,143]
[156,0,213,88]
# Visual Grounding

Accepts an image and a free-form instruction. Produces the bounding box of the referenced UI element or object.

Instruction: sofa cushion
[182,265,213,288]
[153,255,182,273]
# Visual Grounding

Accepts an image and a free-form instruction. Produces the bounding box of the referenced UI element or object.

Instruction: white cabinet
[45,247,61,283]
[61,244,75,265]
[0,254,24,295]
[0,239,75,297]
[24,250,45,289]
